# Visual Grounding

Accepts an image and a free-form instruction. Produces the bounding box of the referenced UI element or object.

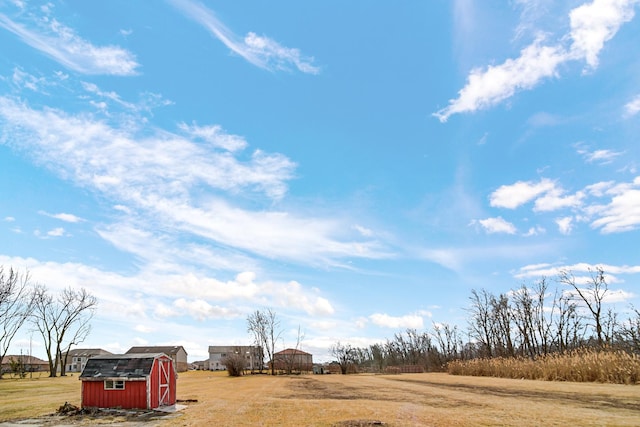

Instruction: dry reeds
[447,348,640,384]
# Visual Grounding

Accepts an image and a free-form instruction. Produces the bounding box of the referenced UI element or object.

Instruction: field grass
[447,349,640,384]
[1,370,639,426]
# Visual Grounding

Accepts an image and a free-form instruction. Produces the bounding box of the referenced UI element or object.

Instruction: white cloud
[527,111,564,127]
[369,313,424,329]
[353,224,373,237]
[589,187,640,233]
[4,41,392,272]
[178,122,248,152]
[81,82,137,110]
[575,143,624,164]
[46,227,65,237]
[0,95,390,267]
[534,189,584,212]
[168,0,319,74]
[624,94,640,117]
[0,254,333,323]
[514,262,640,280]
[173,298,241,321]
[134,324,154,333]
[434,38,566,122]
[0,13,139,75]
[603,289,636,303]
[11,67,47,92]
[556,216,574,234]
[0,97,293,197]
[39,211,84,223]
[435,0,640,121]
[568,0,639,69]
[490,178,556,209]
[524,226,546,236]
[474,217,517,234]
[490,177,640,234]
[585,149,623,164]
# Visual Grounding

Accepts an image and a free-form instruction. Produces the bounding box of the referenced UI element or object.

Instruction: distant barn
[80,353,176,410]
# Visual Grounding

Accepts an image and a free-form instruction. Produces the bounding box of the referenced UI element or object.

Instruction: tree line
[332,267,640,373]
[0,266,97,378]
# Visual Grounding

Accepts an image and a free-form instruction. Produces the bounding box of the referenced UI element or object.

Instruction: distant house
[80,353,176,409]
[63,348,112,373]
[272,348,313,373]
[208,346,262,371]
[1,355,49,375]
[125,346,188,372]
[192,359,210,370]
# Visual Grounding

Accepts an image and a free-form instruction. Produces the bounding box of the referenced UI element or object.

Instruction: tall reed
[447,348,640,384]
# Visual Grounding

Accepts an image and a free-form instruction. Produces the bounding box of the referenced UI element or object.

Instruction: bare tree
[281,326,306,374]
[433,322,462,364]
[559,267,609,347]
[330,341,355,374]
[551,289,584,352]
[512,279,553,357]
[247,308,281,375]
[617,306,640,352]
[369,343,387,372]
[0,267,35,378]
[31,286,97,377]
[467,289,495,357]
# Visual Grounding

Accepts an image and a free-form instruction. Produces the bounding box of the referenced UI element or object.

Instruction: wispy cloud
[435,0,640,122]
[575,146,624,164]
[39,211,84,223]
[0,95,388,267]
[167,0,319,74]
[0,12,139,75]
[178,122,247,152]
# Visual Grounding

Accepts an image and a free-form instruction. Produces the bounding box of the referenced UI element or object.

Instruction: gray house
[208,346,262,371]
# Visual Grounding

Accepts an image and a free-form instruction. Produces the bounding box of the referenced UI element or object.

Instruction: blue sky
[2,0,639,363]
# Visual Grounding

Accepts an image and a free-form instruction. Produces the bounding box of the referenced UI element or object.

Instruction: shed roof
[79,353,166,379]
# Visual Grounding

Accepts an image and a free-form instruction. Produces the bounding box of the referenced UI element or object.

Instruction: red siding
[81,379,147,409]
[149,356,177,407]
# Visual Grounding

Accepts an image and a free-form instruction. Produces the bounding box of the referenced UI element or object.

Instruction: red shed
[79,353,176,409]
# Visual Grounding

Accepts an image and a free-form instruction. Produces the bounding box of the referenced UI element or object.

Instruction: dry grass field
[1,370,639,426]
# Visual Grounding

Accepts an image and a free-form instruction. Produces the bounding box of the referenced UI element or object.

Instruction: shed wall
[81,379,147,409]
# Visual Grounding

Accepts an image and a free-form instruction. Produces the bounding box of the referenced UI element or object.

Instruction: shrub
[221,353,247,377]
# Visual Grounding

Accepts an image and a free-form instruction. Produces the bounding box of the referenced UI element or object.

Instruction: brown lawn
[1,370,639,426]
